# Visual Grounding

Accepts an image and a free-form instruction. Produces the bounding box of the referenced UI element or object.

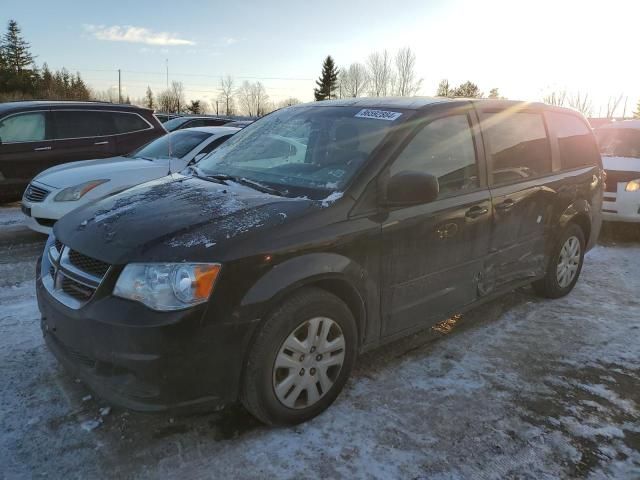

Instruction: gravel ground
[0,206,639,479]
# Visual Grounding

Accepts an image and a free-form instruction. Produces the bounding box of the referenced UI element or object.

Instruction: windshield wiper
[207,174,287,197]
[185,166,229,185]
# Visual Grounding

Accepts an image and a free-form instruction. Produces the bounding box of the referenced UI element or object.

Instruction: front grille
[54,239,63,253]
[68,250,110,278]
[24,184,50,202]
[605,170,640,192]
[35,217,56,227]
[60,275,95,301]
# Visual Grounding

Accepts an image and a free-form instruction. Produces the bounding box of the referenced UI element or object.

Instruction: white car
[595,121,640,223]
[21,126,239,234]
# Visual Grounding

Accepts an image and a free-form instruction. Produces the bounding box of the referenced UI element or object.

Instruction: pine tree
[634,99,640,119]
[488,88,500,99]
[436,79,451,97]
[145,86,154,109]
[451,81,482,98]
[39,62,54,97]
[3,20,34,74]
[314,56,339,101]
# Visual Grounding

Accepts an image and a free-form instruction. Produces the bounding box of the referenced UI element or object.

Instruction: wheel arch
[557,199,592,246]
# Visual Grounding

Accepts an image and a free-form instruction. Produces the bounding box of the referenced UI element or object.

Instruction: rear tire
[241,287,357,426]
[533,223,585,299]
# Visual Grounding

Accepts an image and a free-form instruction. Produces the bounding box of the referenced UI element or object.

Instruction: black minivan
[0,101,165,203]
[37,98,603,425]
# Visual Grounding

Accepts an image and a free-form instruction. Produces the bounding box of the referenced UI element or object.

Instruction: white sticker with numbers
[354,109,403,121]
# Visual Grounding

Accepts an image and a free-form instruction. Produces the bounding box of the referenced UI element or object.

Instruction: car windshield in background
[129,130,211,160]
[162,117,192,131]
[196,105,407,197]
[595,128,640,159]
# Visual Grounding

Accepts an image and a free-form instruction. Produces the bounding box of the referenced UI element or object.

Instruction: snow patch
[321,191,343,207]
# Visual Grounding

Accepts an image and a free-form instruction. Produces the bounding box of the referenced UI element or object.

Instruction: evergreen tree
[634,99,640,119]
[145,86,155,109]
[314,56,339,101]
[3,20,34,73]
[436,79,451,97]
[488,88,500,99]
[39,62,54,97]
[187,99,202,114]
[451,81,482,98]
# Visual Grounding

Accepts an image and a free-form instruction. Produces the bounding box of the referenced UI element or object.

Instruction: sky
[3,0,639,115]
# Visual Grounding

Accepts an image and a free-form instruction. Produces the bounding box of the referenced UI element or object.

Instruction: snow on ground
[0,212,639,479]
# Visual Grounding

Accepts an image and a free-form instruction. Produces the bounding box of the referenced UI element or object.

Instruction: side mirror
[384,171,439,206]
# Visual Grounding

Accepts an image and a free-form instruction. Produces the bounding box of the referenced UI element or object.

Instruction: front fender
[557,199,598,250]
[240,252,377,347]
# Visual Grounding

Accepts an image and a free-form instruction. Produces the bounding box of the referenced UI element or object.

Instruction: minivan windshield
[595,128,640,159]
[196,105,407,198]
[129,130,211,160]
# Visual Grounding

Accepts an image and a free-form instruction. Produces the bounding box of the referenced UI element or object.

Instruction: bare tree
[277,97,302,108]
[144,86,154,109]
[394,47,422,96]
[155,81,186,113]
[568,92,592,116]
[170,81,185,113]
[436,79,452,97]
[367,50,394,97]
[218,76,235,116]
[237,81,270,116]
[605,94,624,119]
[542,90,567,107]
[339,63,369,98]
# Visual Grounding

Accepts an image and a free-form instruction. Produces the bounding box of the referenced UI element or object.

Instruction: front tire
[533,223,586,299]
[241,287,357,426]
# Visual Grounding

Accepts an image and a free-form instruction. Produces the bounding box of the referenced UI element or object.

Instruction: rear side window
[112,112,150,134]
[198,134,232,154]
[595,128,640,159]
[0,112,47,142]
[53,111,117,139]
[481,111,551,185]
[546,112,600,168]
[390,114,478,197]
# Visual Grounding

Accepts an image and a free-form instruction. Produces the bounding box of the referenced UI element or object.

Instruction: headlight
[626,179,640,192]
[113,263,221,311]
[54,179,109,202]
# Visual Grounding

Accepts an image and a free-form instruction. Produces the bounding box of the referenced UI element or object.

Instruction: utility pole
[215,100,219,115]
[118,69,122,104]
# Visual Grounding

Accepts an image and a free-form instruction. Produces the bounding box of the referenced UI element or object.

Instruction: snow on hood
[602,156,640,173]
[34,156,168,189]
[54,175,315,264]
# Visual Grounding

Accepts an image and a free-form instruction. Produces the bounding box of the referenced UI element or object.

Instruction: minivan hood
[54,174,316,264]
[35,156,168,189]
[602,156,640,172]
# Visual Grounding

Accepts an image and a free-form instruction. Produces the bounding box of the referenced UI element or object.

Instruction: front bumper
[36,259,258,412]
[602,188,640,223]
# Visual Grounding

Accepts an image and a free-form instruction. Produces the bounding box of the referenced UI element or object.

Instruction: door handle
[465,206,489,219]
[495,199,515,211]
[94,141,109,145]
[34,146,52,151]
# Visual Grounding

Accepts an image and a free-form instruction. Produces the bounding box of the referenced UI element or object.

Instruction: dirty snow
[321,191,344,207]
[0,210,639,479]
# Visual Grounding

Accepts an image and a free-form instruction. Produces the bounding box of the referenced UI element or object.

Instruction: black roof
[296,96,573,115]
[0,100,152,115]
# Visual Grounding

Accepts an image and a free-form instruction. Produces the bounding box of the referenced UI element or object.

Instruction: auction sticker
[354,109,402,121]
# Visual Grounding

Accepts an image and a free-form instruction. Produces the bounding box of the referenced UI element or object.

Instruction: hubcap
[273,317,345,409]
[556,236,581,288]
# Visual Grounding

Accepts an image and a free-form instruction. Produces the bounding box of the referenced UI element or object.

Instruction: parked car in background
[39,98,602,426]
[163,115,233,132]
[154,112,181,123]
[0,101,166,203]
[225,120,255,128]
[595,120,640,222]
[22,126,238,233]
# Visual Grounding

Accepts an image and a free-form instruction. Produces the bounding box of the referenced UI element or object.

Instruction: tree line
[0,19,91,102]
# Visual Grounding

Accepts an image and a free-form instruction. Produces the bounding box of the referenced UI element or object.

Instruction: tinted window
[112,112,149,133]
[0,112,46,142]
[130,130,211,159]
[53,111,116,139]
[481,111,551,184]
[595,128,640,159]
[547,112,600,169]
[198,134,233,154]
[163,117,190,131]
[390,115,478,197]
